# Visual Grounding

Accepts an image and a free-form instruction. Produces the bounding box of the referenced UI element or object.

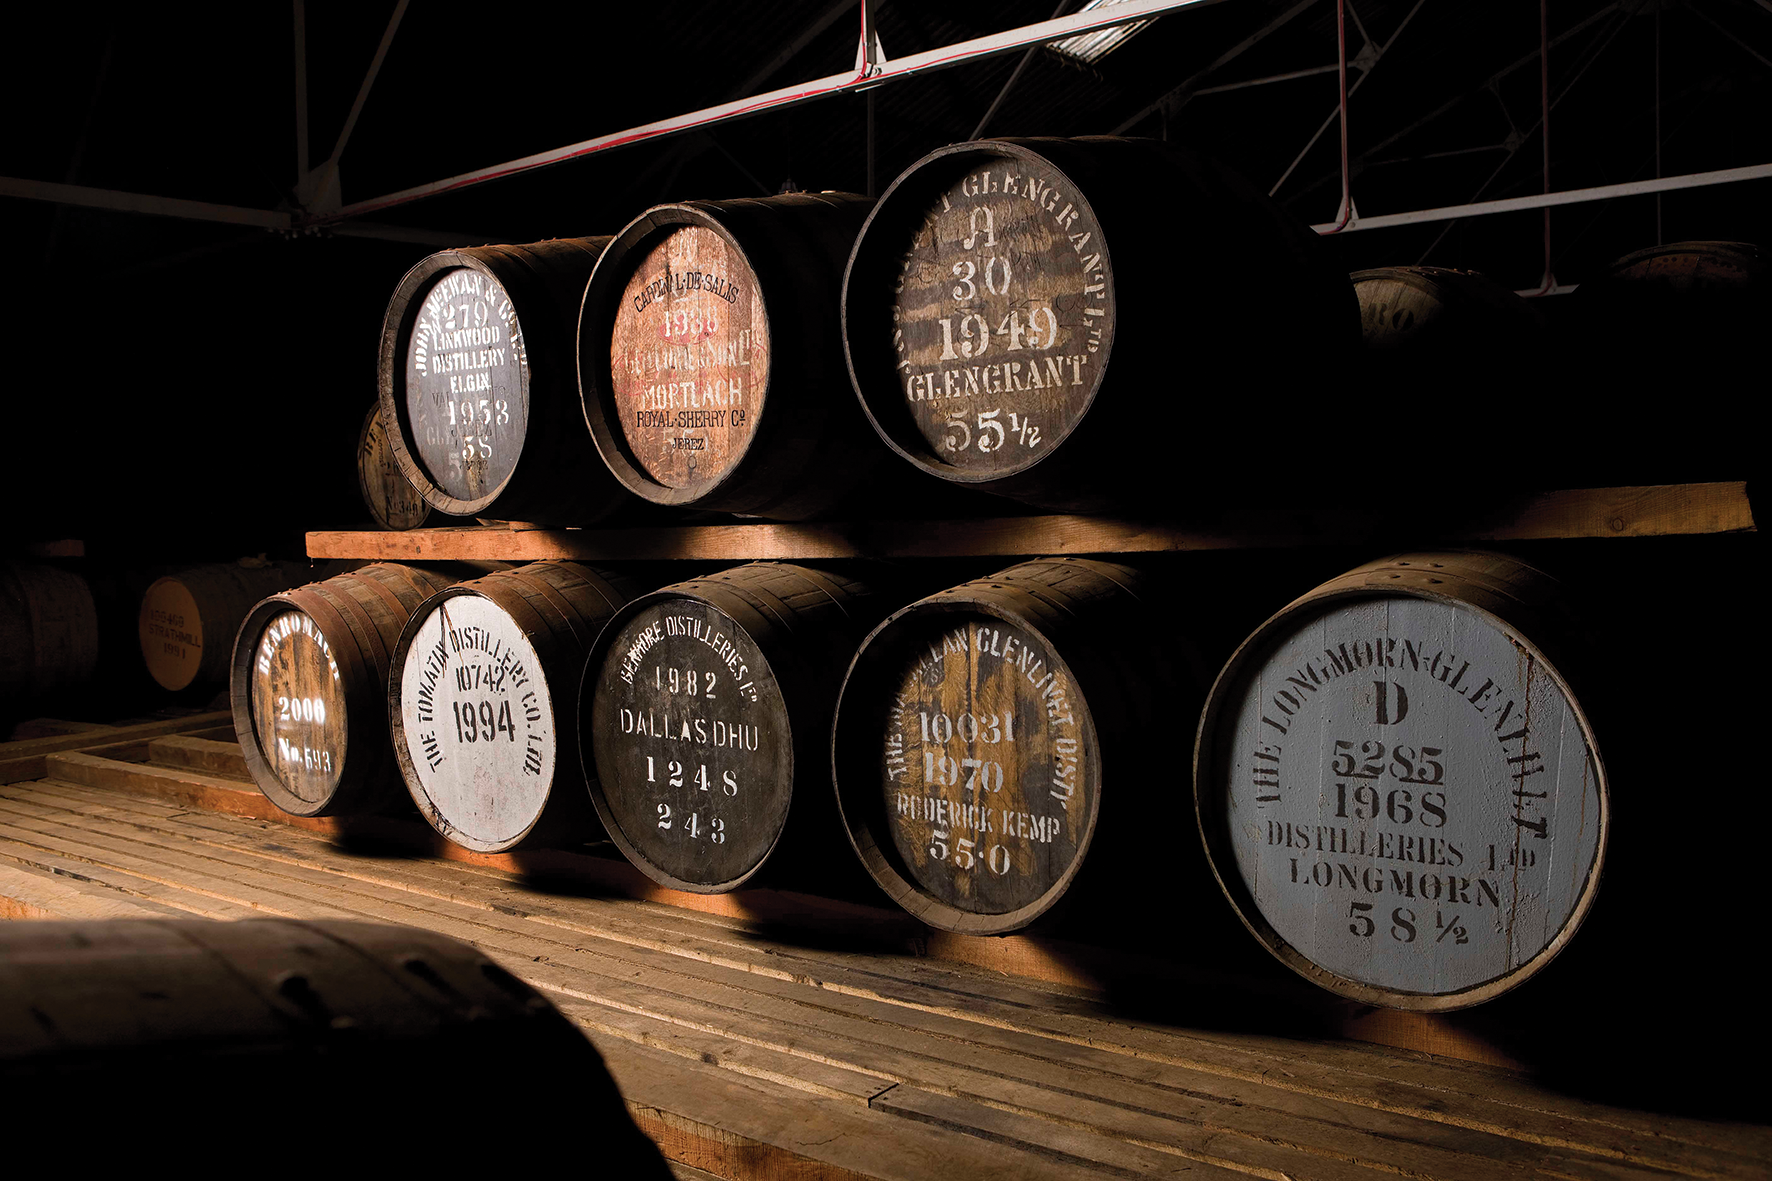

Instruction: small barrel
[0,562,100,715]
[378,237,631,524]
[231,563,454,817]
[581,562,889,893]
[1193,551,1609,1011]
[0,918,673,1170]
[138,560,321,692]
[1353,266,1543,361]
[390,562,637,853]
[843,137,1357,513]
[831,558,1204,934]
[357,403,433,531]
[578,193,893,519]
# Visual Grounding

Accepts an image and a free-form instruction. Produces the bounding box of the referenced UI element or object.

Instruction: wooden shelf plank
[307,482,1755,561]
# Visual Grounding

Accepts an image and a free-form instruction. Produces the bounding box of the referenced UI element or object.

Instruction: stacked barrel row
[353,135,1761,531]
[227,546,1610,1013]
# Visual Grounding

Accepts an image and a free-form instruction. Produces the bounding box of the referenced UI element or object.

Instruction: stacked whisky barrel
[216,141,1759,1018]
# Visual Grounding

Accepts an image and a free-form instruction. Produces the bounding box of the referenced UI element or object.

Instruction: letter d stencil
[1374,680,1409,725]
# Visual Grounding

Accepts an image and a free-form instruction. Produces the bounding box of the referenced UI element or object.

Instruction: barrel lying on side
[832,558,1205,934]
[357,403,433,531]
[578,193,894,520]
[231,563,454,817]
[1193,551,1609,1011]
[0,918,673,1171]
[139,561,323,692]
[581,562,890,892]
[379,237,630,525]
[390,561,637,853]
[843,137,1357,513]
[1,562,100,718]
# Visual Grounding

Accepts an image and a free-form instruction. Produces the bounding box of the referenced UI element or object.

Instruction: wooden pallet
[1,731,1766,1179]
[306,482,1756,562]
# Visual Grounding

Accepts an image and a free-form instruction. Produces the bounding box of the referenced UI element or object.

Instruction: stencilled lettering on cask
[404,267,529,501]
[358,405,432,530]
[398,596,553,850]
[139,580,202,691]
[1219,597,1603,997]
[589,601,787,888]
[889,162,1112,473]
[249,610,347,805]
[610,226,769,489]
[878,617,1093,915]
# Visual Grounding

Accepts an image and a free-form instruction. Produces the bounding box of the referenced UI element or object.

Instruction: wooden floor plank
[7,777,1758,1181]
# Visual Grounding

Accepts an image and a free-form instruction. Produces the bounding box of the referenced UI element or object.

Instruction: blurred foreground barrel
[843,137,1357,513]
[379,237,630,524]
[138,560,321,692]
[357,403,433,530]
[580,193,900,519]
[832,559,1204,933]
[1,562,99,715]
[581,562,889,892]
[390,562,636,852]
[0,918,671,1169]
[231,563,453,817]
[1193,551,1609,1011]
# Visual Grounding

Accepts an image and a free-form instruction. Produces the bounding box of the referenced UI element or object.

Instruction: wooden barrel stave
[582,562,889,893]
[831,558,1206,934]
[0,562,100,714]
[390,561,637,853]
[231,563,454,817]
[1192,550,1609,1011]
[379,237,630,525]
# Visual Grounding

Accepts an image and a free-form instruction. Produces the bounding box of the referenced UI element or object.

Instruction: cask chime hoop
[833,591,1104,935]
[1192,554,1610,1012]
[842,138,1116,486]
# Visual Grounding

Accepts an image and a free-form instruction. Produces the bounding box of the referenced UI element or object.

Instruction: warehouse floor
[0,720,1764,1180]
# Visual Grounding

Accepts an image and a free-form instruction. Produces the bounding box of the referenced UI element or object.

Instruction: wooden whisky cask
[356,403,433,531]
[0,919,673,1172]
[230,563,454,817]
[138,561,322,692]
[831,558,1204,934]
[1193,551,1609,1011]
[1353,266,1543,361]
[378,237,631,525]
[0,562,100,712]
[580,562,888,892]
[577,193,893,519]
[842,137,1358,513]
[389,561,637,853]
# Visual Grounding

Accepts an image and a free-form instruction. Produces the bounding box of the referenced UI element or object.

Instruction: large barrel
[0,562,100,716]
[577,193,894,519]
[390,562,637,853]
[1193,551,1609,1011]
[231,563,454,817]
[842,137,1358,513]
[138,560,323,692]
[0,918,672,1170]
[356,402,433,531]
[831,558,1205,934]
[580,562,890,892]
[378,237,631,524]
